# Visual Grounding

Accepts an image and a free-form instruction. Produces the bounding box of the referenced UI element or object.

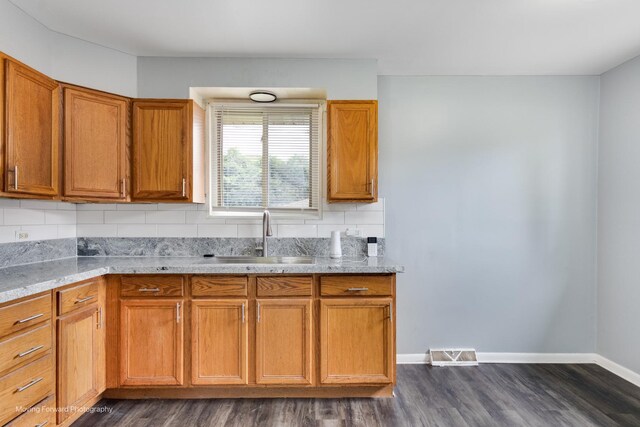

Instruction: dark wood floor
[74,364,640,426]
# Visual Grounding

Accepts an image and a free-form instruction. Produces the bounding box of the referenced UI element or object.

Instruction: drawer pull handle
[17,345,44,358]
[15,313,44,324]
[16,377,43,392]
[139,288,160,293]
[36,421,49,427]
[75,296,96,304]
[347,287,369,292]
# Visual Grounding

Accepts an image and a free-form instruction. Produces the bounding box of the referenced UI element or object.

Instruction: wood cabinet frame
[327,100,378,203]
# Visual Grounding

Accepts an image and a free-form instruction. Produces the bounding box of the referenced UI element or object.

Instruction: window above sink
[206,98,324,219]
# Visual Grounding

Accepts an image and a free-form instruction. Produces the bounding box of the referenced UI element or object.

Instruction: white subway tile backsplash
[77,224,118,237]
[156,203,198,211]
[20,225,58,241]
[356,198,385,211]
[146,211,186,224]
[230,219,261,225]
[157,224,198,237]
[0,199,20,208]
[317,225,349,238]
[0,226,19,243]
[45,210,76,225]
[356,225,385,238]
[197,225,238,238]
[186,211,227,224]
[105,211,146,224]
[76,203,117,211]
[277,225,318,238]
[19,200,58,209]
[56,202,77,210]
[324,202,358,211]
[116,204,158,211]
[305,211,345,225]
[57,225,77,238]
[0,195,385,240]
[117,224,158,237]
[4,208,45,225]
[237,224,263,238]
[344,211,384,225]
[77,211,104,224]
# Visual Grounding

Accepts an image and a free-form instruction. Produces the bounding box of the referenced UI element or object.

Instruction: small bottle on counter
[330,230,342,259]
[367,237,378,257]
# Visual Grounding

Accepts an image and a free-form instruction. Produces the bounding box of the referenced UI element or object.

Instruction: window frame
[206,100,325,219]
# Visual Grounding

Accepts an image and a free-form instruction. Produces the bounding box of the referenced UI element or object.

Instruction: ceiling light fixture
[249,90,277,103]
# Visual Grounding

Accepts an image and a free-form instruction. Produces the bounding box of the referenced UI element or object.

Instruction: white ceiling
[10,0,640,75]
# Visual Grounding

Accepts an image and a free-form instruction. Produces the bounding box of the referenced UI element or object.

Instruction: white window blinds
[209,103,321,217]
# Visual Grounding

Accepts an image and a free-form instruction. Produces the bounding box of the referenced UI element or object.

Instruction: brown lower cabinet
[56,277,106,425]
[0,273,396,423]
[57,306,100,424]
[320,298,394,384]
[191,299,248,385]
[255,298,313,385]
[119,299,184,386]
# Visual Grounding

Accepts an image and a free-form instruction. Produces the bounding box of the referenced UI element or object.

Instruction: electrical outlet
[345,228,361,237]
[16,231,29,241]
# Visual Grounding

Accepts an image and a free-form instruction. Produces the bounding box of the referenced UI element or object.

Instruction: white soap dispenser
[330,230,342,259]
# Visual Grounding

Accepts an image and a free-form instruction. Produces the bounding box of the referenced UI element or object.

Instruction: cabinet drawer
[192,276,248,297]
[57,280,99,315]
[0,355,53,425]
[0,322,51,375]
[120,276,185,297]
[6,395,55,427]
[257,277,313,297]
[320,276,393,297]
[0,295,51,339]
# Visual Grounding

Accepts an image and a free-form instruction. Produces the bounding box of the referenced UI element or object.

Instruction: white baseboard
[396,352,598,365]
[477,352,598,364]
[397,353,431,364]
[593,355,640,388]
[397,352,640,388]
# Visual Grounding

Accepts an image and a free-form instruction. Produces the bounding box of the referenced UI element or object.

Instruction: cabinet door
[320,298,393,384]
[57,306,99,424]
[63,87,128,200]
[120,299,184,386]
[192,299,247,385]
[132,101,190,201]
[255,299,312,385]
[327,101,377,202]
[4,60,60,196]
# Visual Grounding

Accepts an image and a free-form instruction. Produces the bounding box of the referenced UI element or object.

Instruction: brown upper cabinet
[1,57,60,198]
[131,99,205,202]
[63,85,129,201]
[327,100,378,203]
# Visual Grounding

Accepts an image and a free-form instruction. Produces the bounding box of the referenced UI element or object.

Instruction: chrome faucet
[262,209,273,257]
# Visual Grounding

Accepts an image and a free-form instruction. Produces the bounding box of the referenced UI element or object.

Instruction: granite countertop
[0,256,404,304]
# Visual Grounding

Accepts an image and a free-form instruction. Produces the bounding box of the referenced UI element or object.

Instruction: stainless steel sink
[204,256,315,265]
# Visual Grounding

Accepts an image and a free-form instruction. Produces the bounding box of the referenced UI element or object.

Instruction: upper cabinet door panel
[64,87,128,200]
[5,60,60,197]
[132,101,190,201]
[327,101,377,202]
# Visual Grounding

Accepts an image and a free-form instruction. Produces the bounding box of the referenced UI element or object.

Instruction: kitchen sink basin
[204,256,316,265]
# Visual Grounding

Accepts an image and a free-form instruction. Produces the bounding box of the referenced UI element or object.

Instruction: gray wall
[378,76,600,353]
[597,55,640,373]
[137,57,377,99]
[0,0,137,97]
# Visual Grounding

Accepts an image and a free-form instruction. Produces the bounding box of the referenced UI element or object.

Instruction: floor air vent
[429,348,478,366]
